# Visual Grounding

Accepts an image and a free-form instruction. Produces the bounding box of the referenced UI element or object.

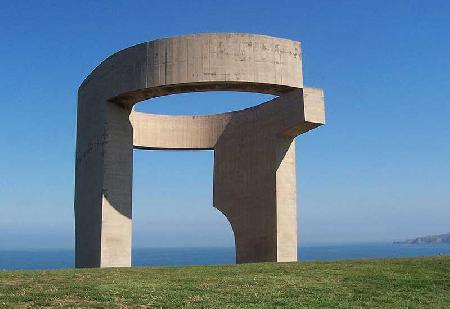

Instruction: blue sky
[0,0,449,249]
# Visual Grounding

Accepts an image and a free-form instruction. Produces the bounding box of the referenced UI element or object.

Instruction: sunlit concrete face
[74,33,325,268]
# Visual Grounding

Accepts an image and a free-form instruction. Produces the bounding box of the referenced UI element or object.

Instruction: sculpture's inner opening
[131,149,235,266]
[134,91,275,116]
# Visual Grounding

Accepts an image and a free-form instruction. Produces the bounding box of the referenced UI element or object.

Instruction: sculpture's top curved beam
[79,33,303,105]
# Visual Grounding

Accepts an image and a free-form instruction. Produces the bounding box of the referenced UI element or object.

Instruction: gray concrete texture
[74,33,325,268]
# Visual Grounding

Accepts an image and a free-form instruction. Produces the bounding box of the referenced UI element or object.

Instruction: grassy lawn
[0,256,449,308]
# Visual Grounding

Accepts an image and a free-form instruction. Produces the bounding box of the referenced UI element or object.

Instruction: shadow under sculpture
[74,33,325,268]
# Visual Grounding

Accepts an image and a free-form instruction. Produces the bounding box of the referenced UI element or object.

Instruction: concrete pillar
[74,100,133,267]
[213,90,317,263]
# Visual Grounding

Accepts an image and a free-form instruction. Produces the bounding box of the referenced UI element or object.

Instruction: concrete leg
[75,101,133,267]
[214,127,298,263]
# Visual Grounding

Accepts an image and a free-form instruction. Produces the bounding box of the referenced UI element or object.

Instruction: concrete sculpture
[74,33,325,268]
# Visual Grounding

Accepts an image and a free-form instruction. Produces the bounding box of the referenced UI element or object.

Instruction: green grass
[0,256,449,308]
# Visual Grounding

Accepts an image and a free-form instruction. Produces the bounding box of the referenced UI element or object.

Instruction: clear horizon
[0,1,449,250]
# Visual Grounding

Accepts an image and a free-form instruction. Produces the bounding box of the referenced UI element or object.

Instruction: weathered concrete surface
[74,33,325,268]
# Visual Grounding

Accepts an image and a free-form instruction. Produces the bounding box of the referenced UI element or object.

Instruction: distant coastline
[394,233,450,244]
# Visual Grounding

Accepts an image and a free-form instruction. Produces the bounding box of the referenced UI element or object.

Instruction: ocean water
[0,243,449,270]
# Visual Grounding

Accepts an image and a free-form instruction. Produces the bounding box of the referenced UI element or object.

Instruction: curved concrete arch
[74,33,325,268]
[79,33,302,105]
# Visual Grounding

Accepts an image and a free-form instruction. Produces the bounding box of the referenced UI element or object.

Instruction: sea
[1,243,449,270]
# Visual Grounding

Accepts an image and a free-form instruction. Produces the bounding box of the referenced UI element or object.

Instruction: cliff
[394,233,450,244]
